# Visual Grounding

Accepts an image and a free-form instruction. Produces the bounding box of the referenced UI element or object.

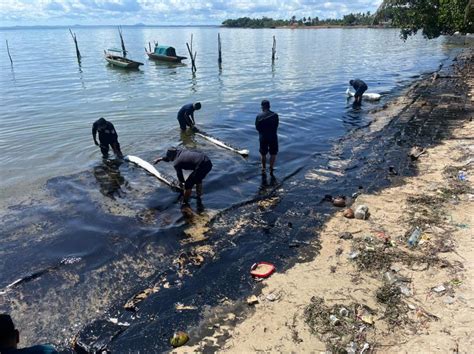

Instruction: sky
[0,0,383,27]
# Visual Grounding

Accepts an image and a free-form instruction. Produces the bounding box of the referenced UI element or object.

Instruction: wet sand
[175,49,473,353]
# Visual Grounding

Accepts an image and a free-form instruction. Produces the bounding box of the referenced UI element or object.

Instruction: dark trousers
[185,160,212,190]
[177,115,193,130]
[100,140,123,158]
[354,84,368,100]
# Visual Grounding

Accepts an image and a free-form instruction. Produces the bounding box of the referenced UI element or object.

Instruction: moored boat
[146,45,186,63]
[104,49,144,69]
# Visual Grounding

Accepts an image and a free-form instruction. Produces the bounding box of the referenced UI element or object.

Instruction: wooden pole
[69,29,81,62]
[186,34,197,72]
[218,33,222,67]
[148,42,152,52]
[6,40,13,65]
[118,26,126,57]
[190,34,193,54]
[272,35,276,63]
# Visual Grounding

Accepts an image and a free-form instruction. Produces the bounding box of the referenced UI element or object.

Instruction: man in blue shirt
[349,79,368,106]
[177,102,201,131]
[0,314,58,354]
[255,100,279,174]
[154,148,212,203]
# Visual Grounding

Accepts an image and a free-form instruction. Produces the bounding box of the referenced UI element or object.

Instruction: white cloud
[0,0,382,26]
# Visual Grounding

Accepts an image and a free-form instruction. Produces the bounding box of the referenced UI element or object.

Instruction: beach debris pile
[349,233,451,273]
[304,296,374,353]
[375,283,410,326]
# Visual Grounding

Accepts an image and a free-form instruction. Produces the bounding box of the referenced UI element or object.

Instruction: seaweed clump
[375,283,409,326]
[304,296,375,353]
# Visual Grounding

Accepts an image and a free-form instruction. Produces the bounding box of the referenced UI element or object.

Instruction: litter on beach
[250,262,276,278]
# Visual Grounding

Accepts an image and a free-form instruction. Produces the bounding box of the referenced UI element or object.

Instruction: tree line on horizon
[222,12,377,28]
[222,0,473,39]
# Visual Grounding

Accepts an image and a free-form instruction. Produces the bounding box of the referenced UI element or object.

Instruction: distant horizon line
[0,24,222,30]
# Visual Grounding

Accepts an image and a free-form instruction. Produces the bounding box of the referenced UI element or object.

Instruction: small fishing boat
[146,45,186,63]
[104,48,143,69]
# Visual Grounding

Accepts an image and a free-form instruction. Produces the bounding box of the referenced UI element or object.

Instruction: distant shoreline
[0,24,391,30]
[220,25,391,29]
[279,24,389,29]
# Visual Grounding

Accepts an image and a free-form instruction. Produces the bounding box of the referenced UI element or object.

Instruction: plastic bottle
[407,227,422,247]
[458,171,467,181]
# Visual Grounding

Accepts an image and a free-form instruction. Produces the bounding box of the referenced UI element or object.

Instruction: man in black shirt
[177,102,201,130]
[154,148,212,203]
[255,100,279,174]
[349,79,368,105]
[92,117,123,159]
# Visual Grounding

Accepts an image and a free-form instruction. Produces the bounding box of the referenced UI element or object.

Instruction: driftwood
[6,40,13,65]
[68,29,81,62]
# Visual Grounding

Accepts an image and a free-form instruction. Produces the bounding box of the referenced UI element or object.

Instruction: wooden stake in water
[218,33,222,68]
[6,40,13,65]
[186,34,197,72]
[118,26,126,57]
[68,29,81,62]
[272,35,276,63]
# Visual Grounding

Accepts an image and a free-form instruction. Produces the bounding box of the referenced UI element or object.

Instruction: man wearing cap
[154,148,212,203]
[0,314,58,353]
[349,79,368,106]
[92,117,123,159]
[255,100,279,174]
[177,102,201,131]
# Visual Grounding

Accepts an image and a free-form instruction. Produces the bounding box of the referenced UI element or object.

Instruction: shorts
[355,84,368,98]
[185,159,212,190]
[259,137,278,155]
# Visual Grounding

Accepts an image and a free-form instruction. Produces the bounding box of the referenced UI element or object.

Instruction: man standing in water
[154,148,212,204]
[255,100,279,174]
[92,117,123,159]
[177,102,201,131]
[349,79,368,106]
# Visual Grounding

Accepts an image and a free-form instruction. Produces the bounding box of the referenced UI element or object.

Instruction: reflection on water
[180,129,198,148]
[259,172,278,193]
[92,159,127,198]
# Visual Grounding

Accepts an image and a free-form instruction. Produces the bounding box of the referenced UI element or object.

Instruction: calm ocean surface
[0,26,450,349]
[1,26,446,202]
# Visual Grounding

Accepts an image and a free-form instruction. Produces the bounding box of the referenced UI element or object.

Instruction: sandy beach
[175,49,473,353]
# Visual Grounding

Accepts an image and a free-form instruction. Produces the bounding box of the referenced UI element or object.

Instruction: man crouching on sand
[154,148,212,204]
